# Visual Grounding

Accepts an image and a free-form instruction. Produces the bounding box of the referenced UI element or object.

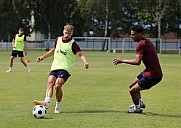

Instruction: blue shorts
[49,69,71,82]
[11,50,24,57]
[137,72,162,89]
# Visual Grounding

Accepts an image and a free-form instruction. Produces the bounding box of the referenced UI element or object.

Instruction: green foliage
[0,0,32,40]
[0,0,181,38]
[164,0,181,38]
[0,51,181,128]
[33,0,78,37]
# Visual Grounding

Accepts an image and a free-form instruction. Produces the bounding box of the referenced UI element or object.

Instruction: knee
[55,79,64,88]
[19,59,23,62]
[129,87,136,94]
[10,57,14,62]
[55,83,63,90]
[129,84,133,89]
[47,79,55,86]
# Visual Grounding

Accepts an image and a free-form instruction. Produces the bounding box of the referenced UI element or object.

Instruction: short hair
[19,28,24,32]
[64,24,74,31]
[130,25,143,34]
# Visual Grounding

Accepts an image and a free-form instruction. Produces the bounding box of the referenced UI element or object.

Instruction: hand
[37,56,44,63]
[113,57,123,65]
[84,62,89,69]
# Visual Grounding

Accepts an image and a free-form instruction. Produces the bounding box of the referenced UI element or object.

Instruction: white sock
[26,66,30,69]
[9,67,12,70]
[139,99,143,106]
[55,102,61,110]
[44,97,51,105]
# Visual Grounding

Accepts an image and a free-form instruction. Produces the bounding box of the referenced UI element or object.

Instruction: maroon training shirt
[54,37,81,55]
[136,37,163,78]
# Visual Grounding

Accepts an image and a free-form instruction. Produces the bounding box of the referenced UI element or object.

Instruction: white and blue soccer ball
[33,105,46,119]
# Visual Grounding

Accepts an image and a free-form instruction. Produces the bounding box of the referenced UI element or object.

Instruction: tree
[33,0,78,37]
[165,0,181,38]
[30,0,79,50]
[0,0,31,41]
[1,0,181,41]
[77,0,125,37]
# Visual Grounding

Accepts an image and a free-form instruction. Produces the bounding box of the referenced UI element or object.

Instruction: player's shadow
[61,109,124,114]
[143,112,181,118]
[61,110,181,118]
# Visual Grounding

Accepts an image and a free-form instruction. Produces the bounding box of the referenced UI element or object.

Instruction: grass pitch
[0,51,181,128]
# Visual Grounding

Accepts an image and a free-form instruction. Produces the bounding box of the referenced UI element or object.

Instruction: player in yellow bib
[6,28,31,72]
[34,24,89,113]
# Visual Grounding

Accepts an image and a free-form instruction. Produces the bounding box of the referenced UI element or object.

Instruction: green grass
[0,51,181,128]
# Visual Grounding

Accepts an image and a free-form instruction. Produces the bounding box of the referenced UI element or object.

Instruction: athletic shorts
[49,69,71,82]
[11,50,24,57]
[137,72,162,89]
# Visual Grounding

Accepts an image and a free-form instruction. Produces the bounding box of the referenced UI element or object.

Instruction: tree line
[0,0,181,41]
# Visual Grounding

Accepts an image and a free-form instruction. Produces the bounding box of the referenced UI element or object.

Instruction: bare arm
[24,41,27,56]
[37,47,55,62]
[12,39,15,48]
[113,54,143,65]
[76,52,89,69]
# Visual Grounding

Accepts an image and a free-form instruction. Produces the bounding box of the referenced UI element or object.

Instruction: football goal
[122,38,162,53]
[73,37,111,52]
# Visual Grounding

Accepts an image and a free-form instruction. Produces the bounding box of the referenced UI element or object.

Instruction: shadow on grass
[40,117,54,119]
[60,109,124,114]
[60,110,181,118]
[143,112,181,118]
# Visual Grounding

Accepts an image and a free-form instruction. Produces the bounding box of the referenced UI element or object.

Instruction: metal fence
[0,37,181,54]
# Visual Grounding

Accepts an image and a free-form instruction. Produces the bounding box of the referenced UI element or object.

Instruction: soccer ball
[33,105,46,119]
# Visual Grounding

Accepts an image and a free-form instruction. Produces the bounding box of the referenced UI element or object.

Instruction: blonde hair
[64,24,74,31]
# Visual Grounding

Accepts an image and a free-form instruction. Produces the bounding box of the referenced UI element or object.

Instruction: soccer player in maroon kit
[113,25,163,113]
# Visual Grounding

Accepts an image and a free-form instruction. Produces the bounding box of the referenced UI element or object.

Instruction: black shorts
[137,72,162,89]
[49,69,71,82]
[11,50,24,57]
